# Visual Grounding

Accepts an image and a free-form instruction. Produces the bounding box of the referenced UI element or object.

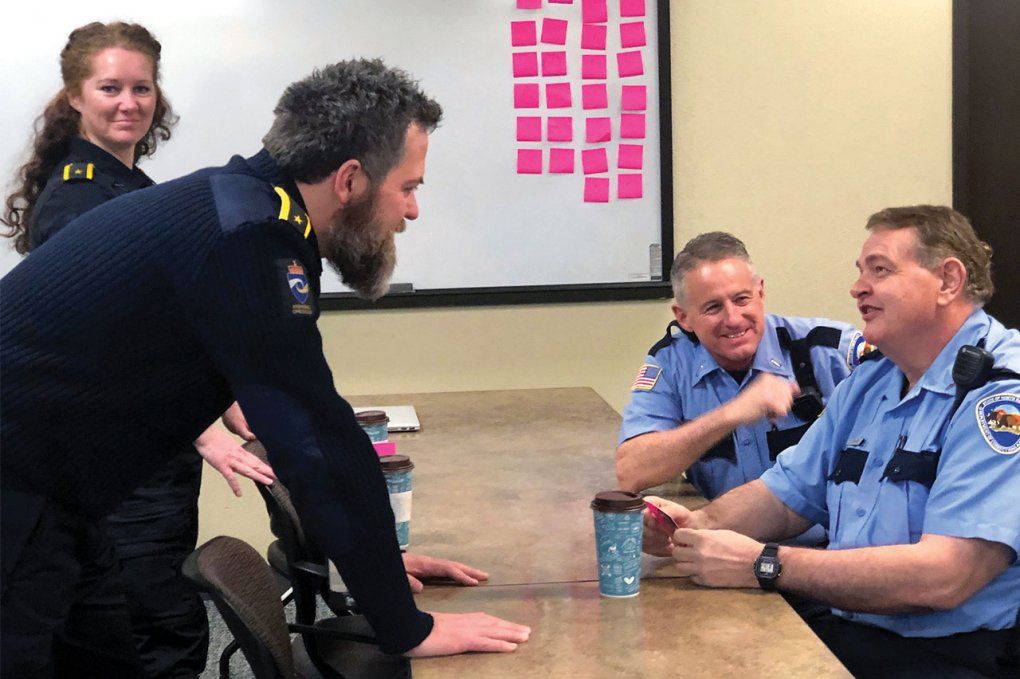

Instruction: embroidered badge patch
[280,259,313,316]
[846,332,876,370]
[976,393,1020,455]
[631,364,661,391]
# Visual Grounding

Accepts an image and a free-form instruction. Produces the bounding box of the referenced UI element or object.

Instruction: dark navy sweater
[0,149,433,654]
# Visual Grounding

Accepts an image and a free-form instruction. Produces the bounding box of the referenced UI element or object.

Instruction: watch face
[758,561,777,576]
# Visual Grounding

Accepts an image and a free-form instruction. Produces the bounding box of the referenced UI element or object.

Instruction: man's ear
[672,303,692,332]
[937,256,967,306]
[333,159,368,206]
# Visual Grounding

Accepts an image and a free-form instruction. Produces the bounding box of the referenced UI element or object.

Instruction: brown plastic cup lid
[590,490,644,513]
[380,454,413,472]
[356,410,389,425]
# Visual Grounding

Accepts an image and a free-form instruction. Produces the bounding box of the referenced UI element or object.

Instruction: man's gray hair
[263,58,442,183]
[670,232,755,303]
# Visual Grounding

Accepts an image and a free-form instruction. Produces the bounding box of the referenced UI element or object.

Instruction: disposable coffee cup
[380,455,413,548]
[591,490,645,597]
[356,410,390,442]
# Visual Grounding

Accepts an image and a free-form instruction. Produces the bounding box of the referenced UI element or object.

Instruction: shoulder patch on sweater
[977,393,1020,455]
[62,162,94,182]
[210,174,280,234]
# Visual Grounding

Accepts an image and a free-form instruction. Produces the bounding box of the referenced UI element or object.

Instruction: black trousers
[106,448,208,679]
[783,592,1019,678]
[1,486,146,678]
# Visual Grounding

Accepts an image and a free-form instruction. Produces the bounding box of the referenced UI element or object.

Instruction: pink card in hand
[644,500,678,534]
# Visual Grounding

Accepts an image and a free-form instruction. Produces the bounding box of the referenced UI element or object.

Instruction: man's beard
[323,190,397,301]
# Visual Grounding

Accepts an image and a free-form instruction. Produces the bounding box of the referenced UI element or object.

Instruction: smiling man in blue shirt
[644,207,1019,677]
[616,232,861,506]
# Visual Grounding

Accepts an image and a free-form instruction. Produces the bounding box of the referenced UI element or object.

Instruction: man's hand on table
[671,528,763,588]
[404,611,531,656]
[403,552,489,593]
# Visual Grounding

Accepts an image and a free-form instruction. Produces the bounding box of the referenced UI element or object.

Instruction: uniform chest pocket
[827,448,869,485]
[766,422,812,461]
[881,448,939,542]
[702,435,736,462]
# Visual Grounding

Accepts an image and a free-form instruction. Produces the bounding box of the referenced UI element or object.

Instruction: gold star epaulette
[273,186,312,239]
[62,162,95,182]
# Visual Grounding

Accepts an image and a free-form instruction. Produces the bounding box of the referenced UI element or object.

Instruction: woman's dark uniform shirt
[1,149,434,654]
[29,137,153,249]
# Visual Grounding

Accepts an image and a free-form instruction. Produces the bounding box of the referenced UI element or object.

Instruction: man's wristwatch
[753,542,782,591]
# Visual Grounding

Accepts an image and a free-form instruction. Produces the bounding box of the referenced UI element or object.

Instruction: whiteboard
[0,0,672,306]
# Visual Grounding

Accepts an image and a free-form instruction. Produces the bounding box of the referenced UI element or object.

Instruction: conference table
[348,388,849,677]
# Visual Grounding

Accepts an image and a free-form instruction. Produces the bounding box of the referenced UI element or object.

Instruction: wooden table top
[348,388,848,676]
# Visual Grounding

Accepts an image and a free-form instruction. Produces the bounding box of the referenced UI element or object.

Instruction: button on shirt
[761,309,1020,636]
[619,314,858,499]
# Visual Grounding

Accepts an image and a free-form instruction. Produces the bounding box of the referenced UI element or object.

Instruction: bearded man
[0,59,529,676]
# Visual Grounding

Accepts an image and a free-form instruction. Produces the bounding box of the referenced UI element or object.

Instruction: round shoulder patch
[845,332,876,370]
[975,393,1020,455]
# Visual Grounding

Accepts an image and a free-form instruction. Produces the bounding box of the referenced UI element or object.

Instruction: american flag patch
[631,364,661,391]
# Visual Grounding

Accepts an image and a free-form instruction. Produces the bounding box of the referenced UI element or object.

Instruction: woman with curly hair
[1,21,274,677]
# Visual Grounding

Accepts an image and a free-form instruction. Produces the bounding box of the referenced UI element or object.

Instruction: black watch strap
[754,542,782,591]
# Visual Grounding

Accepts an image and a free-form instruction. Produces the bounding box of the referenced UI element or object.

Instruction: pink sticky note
[547,116,573,141]
[618,173,643,198]
[582,0,608,23]
[541,18,568,45]
[582,83,608,110]
[581,23,607,50]
[373,441,397,456]
[619,0,645,17]
[514,83,540,108]
[621,84,647,111]
[617,143,643,169]
[512,52,539,77]
[516,116,542,142]
[584,177,610,202]
[617,51,644,77]
[620,21,646,47]
[511,21,537,46]
[545,82,572,108]
[541,51,567,76]
[549,148,575,174]
[582,54,607,79]
[517,149,542,174]
[582,147,609,174]
[620,113,646,138]
[548,0,573,3]
[585,117,611,143]
[517,0,542,7]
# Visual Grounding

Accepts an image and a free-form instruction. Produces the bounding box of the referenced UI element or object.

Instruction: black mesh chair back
[183,536,294,679]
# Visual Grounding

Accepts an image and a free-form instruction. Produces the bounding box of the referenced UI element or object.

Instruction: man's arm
[671,529,1012,614]
[617,374,800,492]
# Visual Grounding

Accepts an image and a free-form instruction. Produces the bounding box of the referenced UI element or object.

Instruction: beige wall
[198,0,953,549]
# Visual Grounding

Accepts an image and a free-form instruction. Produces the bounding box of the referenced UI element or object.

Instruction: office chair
[184,536,409,679]
[243,440,358,625]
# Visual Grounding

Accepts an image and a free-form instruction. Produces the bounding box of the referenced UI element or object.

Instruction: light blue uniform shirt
[761,309,1020,637]
[619,314,859,500]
